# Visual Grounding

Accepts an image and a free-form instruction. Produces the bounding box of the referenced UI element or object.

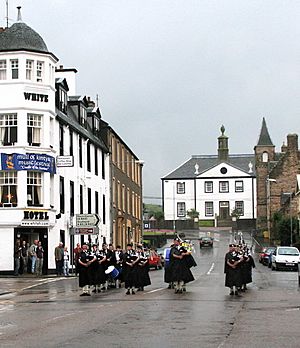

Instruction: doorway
[219,201,230,219]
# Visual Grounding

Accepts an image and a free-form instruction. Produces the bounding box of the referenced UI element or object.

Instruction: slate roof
[0,22,50,55]
[162,154,256,180]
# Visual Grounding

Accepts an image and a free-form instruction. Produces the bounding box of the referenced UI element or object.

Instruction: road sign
[56,156,74,167]
[70,227,99,235]
[75,214,100,227]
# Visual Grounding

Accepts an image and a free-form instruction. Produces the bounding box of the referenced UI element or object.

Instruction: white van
[271,246,300,271]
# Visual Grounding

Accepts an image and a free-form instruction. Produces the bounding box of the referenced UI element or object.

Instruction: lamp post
[266,177,276,243]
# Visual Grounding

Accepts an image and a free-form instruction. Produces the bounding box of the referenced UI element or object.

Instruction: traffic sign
[70,227,99,235]
[75,214,100,227]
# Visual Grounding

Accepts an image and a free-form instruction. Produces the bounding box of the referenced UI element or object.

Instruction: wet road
[1,231,300,348]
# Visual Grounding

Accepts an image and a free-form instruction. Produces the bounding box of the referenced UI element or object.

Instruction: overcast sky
[3,1,300,202]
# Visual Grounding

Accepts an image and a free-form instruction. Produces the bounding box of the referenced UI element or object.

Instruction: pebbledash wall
[0,14,110,273]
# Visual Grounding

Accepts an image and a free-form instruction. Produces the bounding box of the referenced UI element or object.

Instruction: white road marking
[207,262,215,275]
[146,288,165,294]
[20,277,69,291]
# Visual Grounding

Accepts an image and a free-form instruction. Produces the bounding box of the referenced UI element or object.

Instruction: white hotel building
[162,126,257,229]
[0,10,110,274]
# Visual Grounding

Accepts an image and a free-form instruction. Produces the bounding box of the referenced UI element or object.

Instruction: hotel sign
[21,210,50,227]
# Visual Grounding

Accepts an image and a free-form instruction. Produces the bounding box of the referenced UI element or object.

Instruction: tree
[186,209,199,220]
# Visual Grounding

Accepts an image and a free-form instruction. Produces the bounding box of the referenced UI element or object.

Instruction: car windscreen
[278,248,299,256]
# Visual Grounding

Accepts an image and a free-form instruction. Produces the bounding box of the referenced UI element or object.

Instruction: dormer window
[94,118,100,133]
[80,105,87,126]
[59,89,67,114]
[0,60,7,80]
[11,59,18,79]
[36,61,43,82]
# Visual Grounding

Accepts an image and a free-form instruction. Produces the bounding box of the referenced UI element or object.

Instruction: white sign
[21,220,50,227]
[70,226,99,235]
[56,156,74,167]
[75,214,100,227]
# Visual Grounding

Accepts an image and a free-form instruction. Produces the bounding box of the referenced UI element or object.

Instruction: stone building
[255,118,300,234]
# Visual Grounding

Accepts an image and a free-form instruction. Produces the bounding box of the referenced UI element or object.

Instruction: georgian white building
[162,127,256,228]
[0,9,110,273]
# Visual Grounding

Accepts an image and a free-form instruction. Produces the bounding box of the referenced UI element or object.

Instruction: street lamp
[266,177,276,242]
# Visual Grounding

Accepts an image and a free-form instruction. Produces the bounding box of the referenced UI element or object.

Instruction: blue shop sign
[1,153,56,174]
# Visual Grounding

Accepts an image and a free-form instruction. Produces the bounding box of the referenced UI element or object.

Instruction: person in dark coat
[78,244,96,296]
[112,245,124,288]
[240,250,255,291]
[136,244,151,291]
[224,244,243,296]
[169,237,195,294]
[90,244,107,293]
[123,244,139,295]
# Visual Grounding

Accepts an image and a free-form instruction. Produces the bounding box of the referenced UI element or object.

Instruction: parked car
[271,246,300,271]
[156,248,165,267]
[148,250,162,269]
[199,237,213,248]
[259,246,276,267]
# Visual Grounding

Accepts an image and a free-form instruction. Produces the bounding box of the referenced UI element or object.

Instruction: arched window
[262,152,268,162]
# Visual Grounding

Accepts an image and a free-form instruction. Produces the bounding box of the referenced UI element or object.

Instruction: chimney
[287,134,298,152]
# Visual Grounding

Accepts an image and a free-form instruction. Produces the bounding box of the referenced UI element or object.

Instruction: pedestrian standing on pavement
[73,243,81,276]
[35,241,44,276]
[78,244,96,296]
[224,244,243,296]
[21,240,28,274]
[29,240,38,274]
[63,246,70,277]
[14,240,22,276]
[54,242,64,276]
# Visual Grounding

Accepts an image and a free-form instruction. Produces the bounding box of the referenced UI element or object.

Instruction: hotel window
[87,141,91,172]
[69,129,73,156]
[0,60,7,80]
[235,181,244,193]
[205,202,214,217]
[219,181,229,193]
[103,194,106,224]
[59,124,64,155]
[27,114,42,146]
[205,181,213,193]
[177,202,186,217]
[36,61,43,82]
[87,188,91,214]
[235,201,244,216]
[26,60,33,80]
[70,181,74,216]
[94,147,98,176]
[79,185,83,214]
[177,182,185,194]
[79,136,83,168]
[0,113,17,145]
[95,191,99,215]
[101,151,105,179]
[59,176,65,213]
[0,171,17,207]
[27,172,42,206]
[11,59,18,79]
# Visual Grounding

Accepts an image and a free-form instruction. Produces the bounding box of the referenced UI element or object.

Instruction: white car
[271,246,300,271]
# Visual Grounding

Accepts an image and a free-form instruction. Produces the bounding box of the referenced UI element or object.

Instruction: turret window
[27,172,42,207]
[26,60,33,80]
[0,171,17,207]
[262,152,268,162]
[10,59,18,79]
[0,113,17,146]
[0,60,6,80]
[27,114,42,146]
[36,61,43,82]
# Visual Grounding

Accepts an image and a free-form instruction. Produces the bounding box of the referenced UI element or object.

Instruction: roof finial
[17,6,22,22]
[220,125,225,136]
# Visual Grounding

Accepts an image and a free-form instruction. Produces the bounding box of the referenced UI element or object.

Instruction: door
[219,201,230,219]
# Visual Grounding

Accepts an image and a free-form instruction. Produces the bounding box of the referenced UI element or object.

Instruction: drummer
[91,244,107,293]
[111,245,124,288]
